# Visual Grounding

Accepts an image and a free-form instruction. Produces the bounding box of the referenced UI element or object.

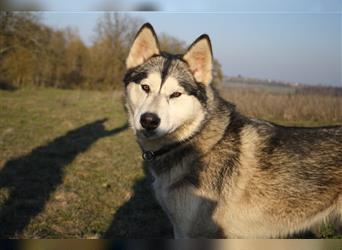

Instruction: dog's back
[216,115,342,238]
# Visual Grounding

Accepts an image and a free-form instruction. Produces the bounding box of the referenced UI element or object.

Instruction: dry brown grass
[220,87,342,125]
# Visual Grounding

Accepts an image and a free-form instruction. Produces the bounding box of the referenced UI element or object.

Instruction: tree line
[0,12,223,90]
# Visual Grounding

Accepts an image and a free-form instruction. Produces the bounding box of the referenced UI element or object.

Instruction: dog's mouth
[142,130,157,138]
[137,128,171,140]
[136,129,158,140]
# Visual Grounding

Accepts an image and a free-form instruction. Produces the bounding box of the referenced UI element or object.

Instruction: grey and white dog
[123,23,342,238]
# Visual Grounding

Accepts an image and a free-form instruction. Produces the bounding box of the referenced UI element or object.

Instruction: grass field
[0,88,340,238]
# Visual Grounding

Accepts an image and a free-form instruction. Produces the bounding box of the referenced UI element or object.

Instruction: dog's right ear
[126,23,160,69]
[183,34,213,85]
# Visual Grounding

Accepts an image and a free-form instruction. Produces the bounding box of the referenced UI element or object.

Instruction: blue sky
[41,1,341,86]
[132,13,341,86]
[43,12,341,86]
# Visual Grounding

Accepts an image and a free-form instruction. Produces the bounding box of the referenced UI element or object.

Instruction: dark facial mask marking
[123,69,147,86]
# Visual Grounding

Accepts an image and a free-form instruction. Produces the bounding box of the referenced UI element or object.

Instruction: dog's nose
[140,112,160,131]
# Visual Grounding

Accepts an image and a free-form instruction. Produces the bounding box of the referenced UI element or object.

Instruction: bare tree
[88,13,141,89]
[159,33,186,54]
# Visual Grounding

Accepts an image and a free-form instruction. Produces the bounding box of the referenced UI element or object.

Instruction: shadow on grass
[103,167,173,238]
[0,118,128,238]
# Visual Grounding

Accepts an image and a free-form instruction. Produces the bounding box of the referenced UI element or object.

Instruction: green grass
[0,88,340,238]
[0,87,156,238]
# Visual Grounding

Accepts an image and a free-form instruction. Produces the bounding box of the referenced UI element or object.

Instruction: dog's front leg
[173,224,185,239]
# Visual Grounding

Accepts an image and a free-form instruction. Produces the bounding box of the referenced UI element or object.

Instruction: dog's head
[124,23,213,142]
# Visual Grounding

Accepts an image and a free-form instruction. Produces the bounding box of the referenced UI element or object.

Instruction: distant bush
[0,79,17,91]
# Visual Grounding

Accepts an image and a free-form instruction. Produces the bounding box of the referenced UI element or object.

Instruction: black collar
[141,129,200,161]
[142,142,183,161]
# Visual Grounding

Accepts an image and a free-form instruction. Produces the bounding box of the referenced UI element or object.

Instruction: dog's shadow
[103,166,174,238]
[0,119,128,238]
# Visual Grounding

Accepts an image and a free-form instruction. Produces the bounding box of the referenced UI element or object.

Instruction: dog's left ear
[183,34,213,85]
[126,23,160,69]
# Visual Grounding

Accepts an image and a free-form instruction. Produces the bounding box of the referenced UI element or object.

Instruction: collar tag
[142,151,155,161]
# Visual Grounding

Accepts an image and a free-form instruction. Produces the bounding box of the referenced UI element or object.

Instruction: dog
[123,23,342,238]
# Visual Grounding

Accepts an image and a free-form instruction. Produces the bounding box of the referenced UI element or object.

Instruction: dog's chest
[150,162,194,210]
[149,162,205,231]
[152,176,205,234]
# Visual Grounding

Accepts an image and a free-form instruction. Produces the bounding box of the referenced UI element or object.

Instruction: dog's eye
[141,84,150,93]
[170,92,182,98]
